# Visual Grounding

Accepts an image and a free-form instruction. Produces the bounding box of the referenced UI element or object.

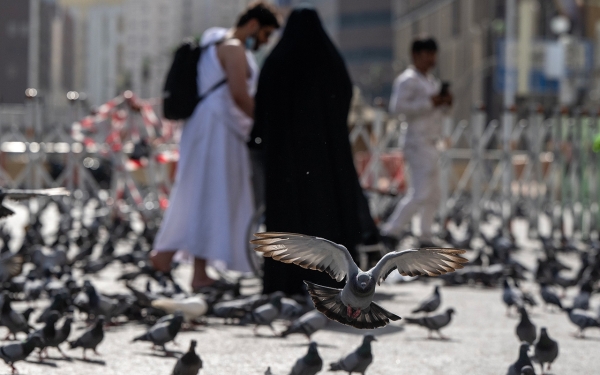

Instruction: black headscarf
[253,6,378,295]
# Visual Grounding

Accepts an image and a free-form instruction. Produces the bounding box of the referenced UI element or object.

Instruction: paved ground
[1,206,599,374]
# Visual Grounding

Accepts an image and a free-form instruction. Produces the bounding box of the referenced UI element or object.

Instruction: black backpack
[162,38,226,120]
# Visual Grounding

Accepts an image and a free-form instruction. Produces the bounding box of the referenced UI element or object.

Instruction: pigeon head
[46,311,60,324]
[363,334,377,344]
[446,308,456,316]
[354,273,375,295]
[518,343,530,356]
[503,279,510,288]
[189,340,197,351]
[96,315,106,325]
[308,341,318,350]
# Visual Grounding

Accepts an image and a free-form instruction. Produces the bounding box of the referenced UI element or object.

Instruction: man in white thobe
[380,38,452,248]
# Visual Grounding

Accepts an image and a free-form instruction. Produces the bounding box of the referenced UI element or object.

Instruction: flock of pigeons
[0,187,598,374]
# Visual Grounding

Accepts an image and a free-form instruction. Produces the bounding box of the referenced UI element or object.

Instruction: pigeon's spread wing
[371,248,468,285]
[251,232,357,282]
[0,253,23,279]
[2,187,70,201]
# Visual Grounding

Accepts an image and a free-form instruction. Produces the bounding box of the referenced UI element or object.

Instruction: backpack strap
[198,37,228,102]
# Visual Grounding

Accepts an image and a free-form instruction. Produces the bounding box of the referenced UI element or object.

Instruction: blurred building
[0,0,75,106]
[60,0,125,106]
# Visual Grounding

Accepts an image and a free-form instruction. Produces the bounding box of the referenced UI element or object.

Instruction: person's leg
[419,150,441,243]
[149,250,176,273]
[191,258,217,290]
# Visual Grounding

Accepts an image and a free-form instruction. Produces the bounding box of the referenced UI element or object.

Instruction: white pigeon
[252,232,467,329]
[151,296,208,322]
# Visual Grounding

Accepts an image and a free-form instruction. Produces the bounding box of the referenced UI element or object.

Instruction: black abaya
[252,6,377,296]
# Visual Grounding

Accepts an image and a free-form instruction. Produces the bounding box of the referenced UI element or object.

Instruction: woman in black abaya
[250,6,378,296]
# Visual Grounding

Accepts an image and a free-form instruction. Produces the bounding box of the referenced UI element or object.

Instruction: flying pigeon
[411,285,441,315]
[280,310,329,340]
[69,316,105,360]
[405,308,455,339]
[329,335,376,374]
[516,307,536,344]
[0,336,43,374]
[172,340,202,375]
[507,343,534,375]
[0,187,70,219]
[0,252,23,283]
[289,342,322,375]
[252,232,467,329]
[534,327,558,375]
[132,311,184,351]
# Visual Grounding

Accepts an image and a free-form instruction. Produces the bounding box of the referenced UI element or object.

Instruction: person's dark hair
[237,1,280,28]
[411,38,438,54]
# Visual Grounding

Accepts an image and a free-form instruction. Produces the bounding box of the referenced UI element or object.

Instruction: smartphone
[440,82,450,96]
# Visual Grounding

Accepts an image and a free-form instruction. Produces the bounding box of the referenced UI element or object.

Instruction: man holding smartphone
[380,37,452,249]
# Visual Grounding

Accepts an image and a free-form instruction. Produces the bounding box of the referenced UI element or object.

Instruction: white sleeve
[389,75,433,117]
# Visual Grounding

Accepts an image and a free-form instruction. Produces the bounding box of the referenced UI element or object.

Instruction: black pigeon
[534,327,558,374]
[507,343,534,375]
[0,336,43,374]
[405,308,455,339]
[0,296,31,340]
[540,284,562,311]
[411,285,441,315]
[289,341,322,375]
[172,340,202,375]
[69,316,105,360]
[46,316,73,358]
[516,307,536,344]
[28,311,60,361]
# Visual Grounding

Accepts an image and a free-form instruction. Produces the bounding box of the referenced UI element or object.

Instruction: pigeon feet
[346,306,361,319]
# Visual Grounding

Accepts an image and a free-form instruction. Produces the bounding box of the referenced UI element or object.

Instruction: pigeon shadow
[322,321,405,337]
[24,359,58,368]
[45,356,74,362]
[372,292,399,302]
[135,351,183,358]
[73,357,107,365]
[404,336,460,343]
[233,333,281,340]
[279,342,338,349]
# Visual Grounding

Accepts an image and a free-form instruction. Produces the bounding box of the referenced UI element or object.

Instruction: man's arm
[218,40,254,118]
[389,76,441,116]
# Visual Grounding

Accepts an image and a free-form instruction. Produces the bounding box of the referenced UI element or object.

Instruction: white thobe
[153,28,256,272]
[381,66,444,240]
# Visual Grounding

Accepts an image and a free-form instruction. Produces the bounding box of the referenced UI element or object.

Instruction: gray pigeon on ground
[69,315,105,360]
[241,293,283,335]
[172,340,202,375]
[289,342,322,375]
[83,281,120,320]
[0,336,43,374]
[405,308,455,339]
[281,310,328,340]
[534,327,558,374]
[516,307,536,344]
[252,232,467,329]
[563,307,600,338]
[507,343,534,375]
[540,284,562,311]
[329,335,376,374]
[411,285,441,315]
[0,296,31,340]
[503,279,523,315]
[571,284,592,310]
[132,311,184,351]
